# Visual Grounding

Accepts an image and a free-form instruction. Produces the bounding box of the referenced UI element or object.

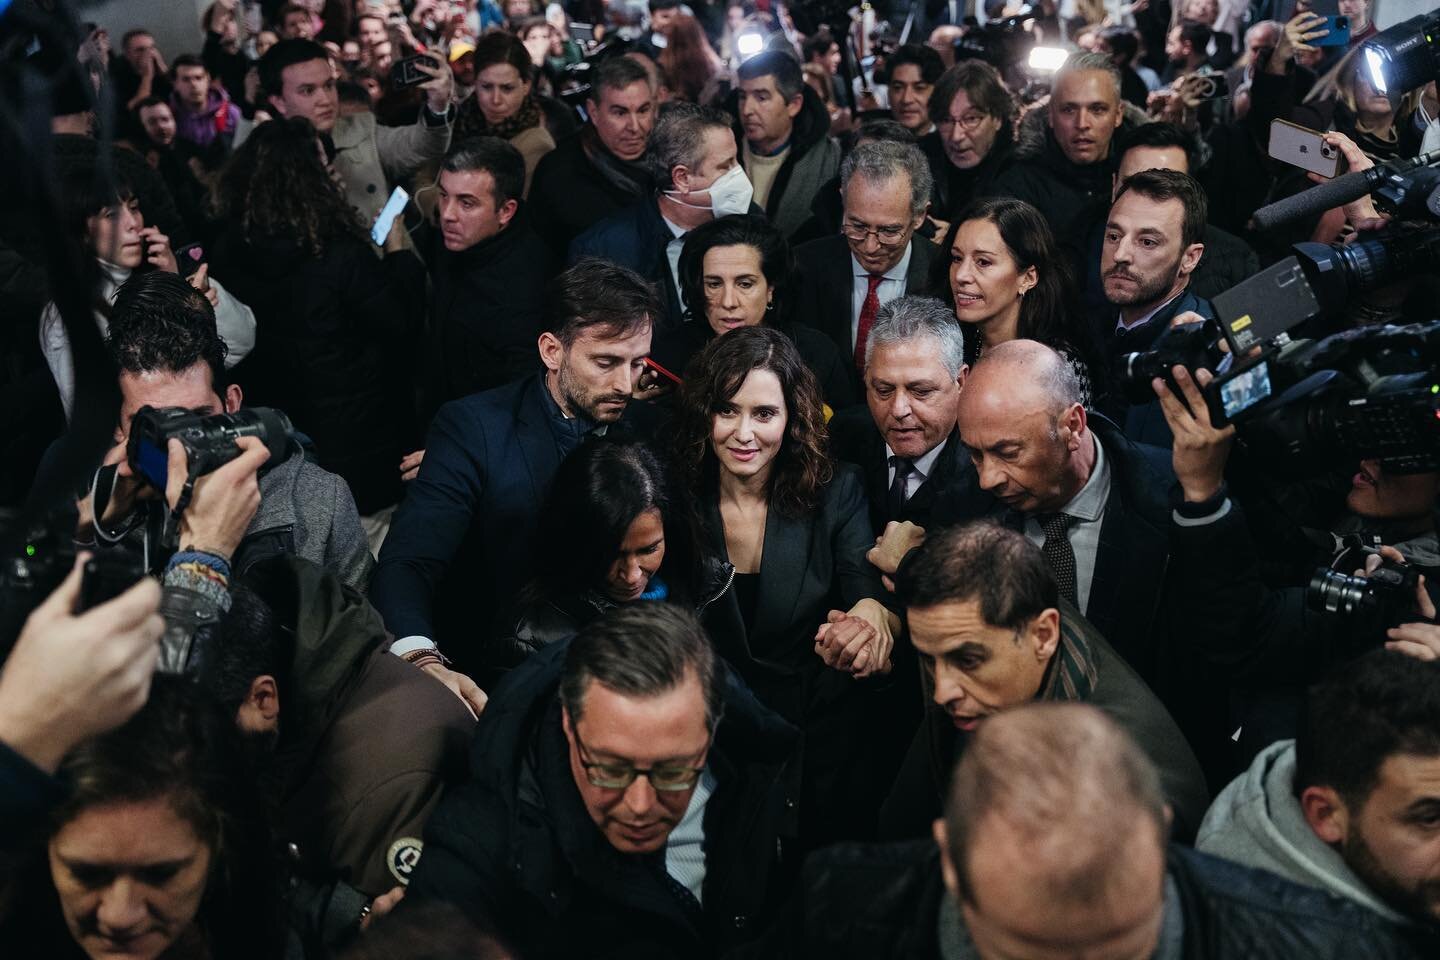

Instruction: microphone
[1251,149,1440,233]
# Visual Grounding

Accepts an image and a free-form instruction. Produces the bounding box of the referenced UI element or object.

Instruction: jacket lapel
[514,375,563,510]
[754,504,814,653]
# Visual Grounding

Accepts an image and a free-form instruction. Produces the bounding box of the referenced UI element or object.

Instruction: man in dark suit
[829,295,971,536]
[792,140,936,398]
[568,101,743,330]
[370,260,661,687]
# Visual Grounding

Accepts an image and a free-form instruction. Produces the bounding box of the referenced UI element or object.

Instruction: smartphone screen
[371,186,410,246]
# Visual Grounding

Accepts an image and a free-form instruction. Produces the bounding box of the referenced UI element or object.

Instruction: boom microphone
[1251,149,1440,233]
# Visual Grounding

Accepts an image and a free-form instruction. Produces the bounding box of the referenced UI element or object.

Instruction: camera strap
[162,459,205,551]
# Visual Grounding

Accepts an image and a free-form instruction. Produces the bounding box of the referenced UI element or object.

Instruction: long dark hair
[677,213,793,328]
[530,435,700,603]
[929,196,1097,368]
[36,678,285,959]
[217,116,365,256]
[674,326,831,518]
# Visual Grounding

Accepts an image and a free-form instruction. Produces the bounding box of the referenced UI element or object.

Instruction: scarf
[580,123,652,201]
[455,94,542,143]
[1038,616,1099,703]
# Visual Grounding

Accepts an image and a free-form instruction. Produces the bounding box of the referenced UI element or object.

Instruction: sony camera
[126,406,295,492]
[1308,548,1423,630]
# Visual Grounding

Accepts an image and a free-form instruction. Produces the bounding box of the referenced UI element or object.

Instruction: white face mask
[668,164,754,217]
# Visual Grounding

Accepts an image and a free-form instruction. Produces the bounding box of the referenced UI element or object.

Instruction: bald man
[761,703,1423,958]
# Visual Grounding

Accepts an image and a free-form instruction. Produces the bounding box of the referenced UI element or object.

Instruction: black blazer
[827,405,971,536]
[567,196,685,330]
[370,373,651,675]
[790,235,937,396]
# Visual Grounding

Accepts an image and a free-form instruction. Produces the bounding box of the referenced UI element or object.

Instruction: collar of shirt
[660,211,686,240]
[850,241,912,282]
[1116,289,1184,334]
[1058,433,1109,522]
[886,435,948,484]
[538,373,601,437]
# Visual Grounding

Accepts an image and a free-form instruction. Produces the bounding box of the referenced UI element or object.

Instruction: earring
[766,301,775,311]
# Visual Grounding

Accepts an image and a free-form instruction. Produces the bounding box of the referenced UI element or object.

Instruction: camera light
[1364,46,1388,94]
[736,30,765,60]
[1027,46,1068,73]
[1360,12,1440,100]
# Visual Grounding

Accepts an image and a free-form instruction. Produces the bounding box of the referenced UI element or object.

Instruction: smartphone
[569,21,595,43]
[1314,15,1350,46]
[175,242,206,270]
[77,552,147,613]
[371,186,410,246]
[642,356,683,386]
[389,53,433,89]
[1269,119,1340,179]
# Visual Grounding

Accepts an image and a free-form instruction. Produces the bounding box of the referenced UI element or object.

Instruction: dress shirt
[886,437,949,503]
[661,211,687,310]
[666,767,716,903]
[849,243,913,351]
[1023,436,1111,614]
[1115,289,1185,335]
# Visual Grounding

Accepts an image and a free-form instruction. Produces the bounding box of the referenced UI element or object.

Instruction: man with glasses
[403,603,799,957]
[792,140,936,397]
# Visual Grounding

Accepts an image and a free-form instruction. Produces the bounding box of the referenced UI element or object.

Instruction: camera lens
[1307,568,1374,616]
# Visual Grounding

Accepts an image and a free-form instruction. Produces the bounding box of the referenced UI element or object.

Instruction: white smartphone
[370,186,410,246]
[1268,119,1340,179]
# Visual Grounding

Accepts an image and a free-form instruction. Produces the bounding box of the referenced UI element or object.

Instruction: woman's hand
[1270,12,1327,73]
[140,226,179,274]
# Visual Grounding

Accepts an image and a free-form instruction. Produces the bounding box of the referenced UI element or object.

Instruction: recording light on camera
[1027,46,1069,73]
[1360,12,1440,98]
[736,29,765,60]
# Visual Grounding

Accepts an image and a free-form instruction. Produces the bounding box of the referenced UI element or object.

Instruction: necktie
[888,456,913,519]
[1038,513,1078,608]
[854,273,884,372]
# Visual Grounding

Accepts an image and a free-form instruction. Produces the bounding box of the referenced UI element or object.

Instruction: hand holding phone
[371,186,410,247]
[1269,119,1340,178]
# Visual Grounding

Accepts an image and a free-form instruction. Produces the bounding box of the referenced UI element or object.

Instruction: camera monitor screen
[1219,361,1273,419]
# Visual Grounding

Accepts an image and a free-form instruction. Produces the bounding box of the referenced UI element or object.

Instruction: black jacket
[425,205,549,407]
[568,195,687,330]
[790,234,937,398]
[827,408,970,535]
[212,226,427,514]
[924,132,1015,222]
[403,637,801,959]
[741,840,1436,959]
[527,127,653,268]
[370,373,654,675]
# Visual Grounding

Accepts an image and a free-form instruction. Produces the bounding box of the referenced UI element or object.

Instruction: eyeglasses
[572,725,709,792]
[842,221,910,246]
[938,112,991,133]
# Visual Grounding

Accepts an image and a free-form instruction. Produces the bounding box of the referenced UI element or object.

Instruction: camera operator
[1155,361,1440,757]
[78,272,374,590]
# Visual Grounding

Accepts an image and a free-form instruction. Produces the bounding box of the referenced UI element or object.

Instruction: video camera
[1117,218,1440,475]
[1309,539,1423,631]
[126,405,294,493]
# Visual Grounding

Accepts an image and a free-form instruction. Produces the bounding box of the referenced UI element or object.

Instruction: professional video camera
[126,405,294,493]
[1117,220,1440,475]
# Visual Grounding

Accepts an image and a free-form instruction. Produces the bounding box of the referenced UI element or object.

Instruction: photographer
[1155,361,1440,757]
[79,272,373,590]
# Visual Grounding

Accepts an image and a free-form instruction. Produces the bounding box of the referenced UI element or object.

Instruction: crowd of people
[2,0,1440,956]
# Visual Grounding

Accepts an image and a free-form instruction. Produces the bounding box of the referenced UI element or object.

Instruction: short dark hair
[108,272,228,390]
[560,604,725,733]
[885,42,944,85]
[134,95,169,113]
[205,584,289,720]
[1099,25,1140,65]
[737,50,804,103]
[258,37,329,100]
[1296,651,1440,810]
[589,54,654,102]
[473,29,532,81]
[802,28,837,63]
[278,2,311,23]
[674,326,831,518]
[1176,19,1212,54]
[1113,167,1208,248]
[171,52,207,74]
[854,117,916,145]
[120,29,153,49]
[647,100,734,190]
[442,136,527,207]
[928,60,1015,138]
[677,213,793,324]
[336,79,372,109]
[547,258,659,346]
[897,521,1058,629]
[649,0,682,12]
[1115,121,1198,174]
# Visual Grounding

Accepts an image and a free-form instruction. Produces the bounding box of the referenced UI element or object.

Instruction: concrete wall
[85,0,211,61]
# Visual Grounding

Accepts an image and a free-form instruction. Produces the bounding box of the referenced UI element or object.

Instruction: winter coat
[728,85,843,240]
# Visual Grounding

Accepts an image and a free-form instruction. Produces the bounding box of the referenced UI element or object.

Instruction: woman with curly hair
[211,116,426,522]
[454,30,556,195]
[672,325,902,848]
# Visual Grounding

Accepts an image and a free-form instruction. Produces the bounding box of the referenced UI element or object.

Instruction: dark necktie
[888,456,913,519]
[1038,513,1078,608]
[854,274,884,372]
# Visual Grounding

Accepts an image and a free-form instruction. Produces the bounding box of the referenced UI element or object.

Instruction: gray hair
[1054,50,1121,99]
[865,295,967,378]
[559,604,726,734]
[646,100,735,192]
[840,140,934,218]
[975,339,1083,417]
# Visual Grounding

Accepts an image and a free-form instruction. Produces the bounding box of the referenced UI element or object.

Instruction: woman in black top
[650,213,856,410]
[672,326,901,846]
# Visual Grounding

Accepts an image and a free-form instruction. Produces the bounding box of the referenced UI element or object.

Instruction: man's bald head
[936,704,1171,958]
[963,339,1083,419]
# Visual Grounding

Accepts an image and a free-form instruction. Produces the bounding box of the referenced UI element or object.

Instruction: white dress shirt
[661,212,687,311]
[849,243,913,351]
[886,436,949,503]
[666,767,716,903]
[1023,435,1112,614]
